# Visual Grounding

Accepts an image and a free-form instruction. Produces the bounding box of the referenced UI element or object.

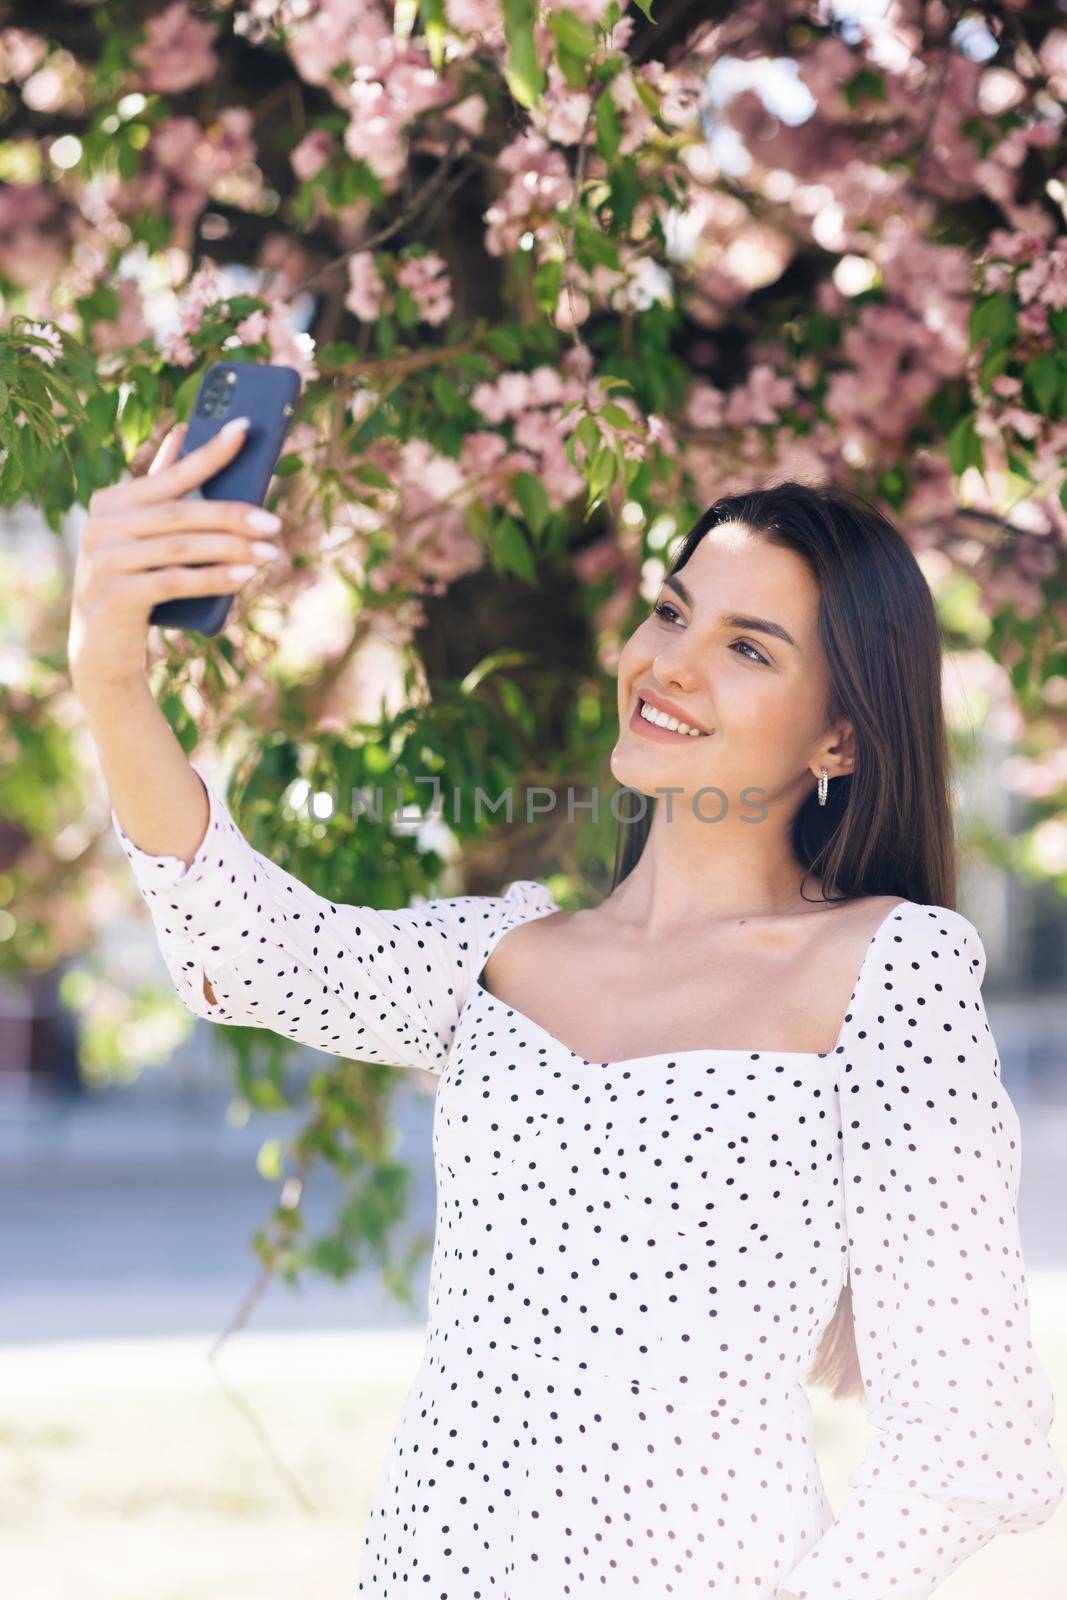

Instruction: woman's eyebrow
[662,574,800,650]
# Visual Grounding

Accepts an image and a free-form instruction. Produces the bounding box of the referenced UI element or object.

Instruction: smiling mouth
[634,697,711,739]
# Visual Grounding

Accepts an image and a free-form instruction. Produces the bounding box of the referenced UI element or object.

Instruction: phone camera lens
[197,368,233,419]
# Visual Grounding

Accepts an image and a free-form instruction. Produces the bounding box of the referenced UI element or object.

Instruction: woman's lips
[628,697,712,743]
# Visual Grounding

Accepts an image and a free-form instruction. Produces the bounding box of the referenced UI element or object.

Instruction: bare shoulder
[807,893,913,987]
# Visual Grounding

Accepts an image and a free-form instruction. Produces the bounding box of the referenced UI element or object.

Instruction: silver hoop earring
[817,766,829,807]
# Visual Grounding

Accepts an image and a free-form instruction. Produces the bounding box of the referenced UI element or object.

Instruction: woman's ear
[820,722,856,777]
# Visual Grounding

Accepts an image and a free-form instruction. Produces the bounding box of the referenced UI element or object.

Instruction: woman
[70,420,1064,1598]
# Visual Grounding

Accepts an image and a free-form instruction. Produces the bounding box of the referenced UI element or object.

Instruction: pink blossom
[561,342,593,380]
[444,0,502,35]
[0,29,48,82]
[399,438,464,500]
[235,308,269,344]
[290,129,333,181]
[548,0,614,23]
[723,363,795,428]
[470,381,508,426]
[537,435,584,506]
[161,258,224,361]
[528,366,563,405]
[496,371,532,416]
[395,251,453,325]
[537,64,592,146]
[513,407,558,455]
[573,534,623,586]
[1018,301,1050,337]
[264,302,318,389]
[0,183,65,290]
[92,277,152,356]
[344,81,408,184]
[131,1,218,95]
[345,252,386,321]
[472,372,532,423]
[285,0,391,87]
[459,431,509,476]
[149,109,255,195]
[484,132,570,256]
[1039,28,1067,97]
[444,94,487,138]
[553,279,591,331]
[685,381,725,429]
[386,55,457,119]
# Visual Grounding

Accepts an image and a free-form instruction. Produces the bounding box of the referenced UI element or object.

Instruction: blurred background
[2,0,1066,1595]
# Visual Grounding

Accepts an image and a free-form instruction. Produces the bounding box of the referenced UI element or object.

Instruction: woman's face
[612,522,848,812]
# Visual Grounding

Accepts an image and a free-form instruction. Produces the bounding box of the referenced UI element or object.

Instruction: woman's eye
[653,603,769,666]
[732,638,770,666]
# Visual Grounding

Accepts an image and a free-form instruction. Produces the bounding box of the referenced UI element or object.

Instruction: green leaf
[514,470,550,539]
[576,413,600,457]
[574,211,620,271]
[503,0,546,109]
[493,513,537,582]
[487,324,524,363]
[546,8,598,58]
[584,445,617,507]
[842,66,886,108]
[419,0,446,68]
[607,157,640,232]
[1023,353,1061,418]
[355,461,394,490]
[173,365,209,420]
[555,42,589,91]
[595,91,622,165]
[532,256,563,314]
[257,1139,285,1182]
[969,292,1017,351]
[630,0,655,19]
[394,286,419,330]
[599,401,638,432]
[947,412,984,476]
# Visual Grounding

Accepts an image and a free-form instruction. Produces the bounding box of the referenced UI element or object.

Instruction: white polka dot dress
[112,759,1065,1598]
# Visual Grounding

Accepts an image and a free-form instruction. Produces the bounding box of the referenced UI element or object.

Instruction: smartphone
[149,360,302,636]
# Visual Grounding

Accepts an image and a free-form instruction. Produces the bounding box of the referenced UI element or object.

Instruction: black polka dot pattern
[112,759,1065,1597]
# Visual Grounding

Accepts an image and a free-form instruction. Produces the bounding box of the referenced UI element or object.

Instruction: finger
[147,420,189,477]
[87,497,284,546]
[128,559,266,608]
[106,532,282,573]
[104,416,252,513]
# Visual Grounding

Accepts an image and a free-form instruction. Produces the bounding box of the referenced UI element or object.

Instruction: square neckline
[471,894,917,1071]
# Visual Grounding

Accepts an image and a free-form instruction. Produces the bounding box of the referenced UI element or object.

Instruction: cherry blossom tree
[2,0,1066,1296]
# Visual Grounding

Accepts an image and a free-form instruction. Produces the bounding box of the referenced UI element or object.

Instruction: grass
[1,1280,1065,1599]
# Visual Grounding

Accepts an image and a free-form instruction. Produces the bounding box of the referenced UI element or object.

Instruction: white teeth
[638,699,707,737]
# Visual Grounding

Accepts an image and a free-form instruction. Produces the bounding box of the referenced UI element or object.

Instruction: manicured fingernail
[221,416,250,439]
[246,509,282,532]
[251,541,279,560]
[230,564,257,580]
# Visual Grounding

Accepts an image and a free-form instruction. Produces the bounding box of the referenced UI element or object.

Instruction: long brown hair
[610,479,958,1400]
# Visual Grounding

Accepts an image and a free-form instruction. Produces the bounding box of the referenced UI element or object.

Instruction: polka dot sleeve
[110,757,557,1072]
[782,906,1065,1600]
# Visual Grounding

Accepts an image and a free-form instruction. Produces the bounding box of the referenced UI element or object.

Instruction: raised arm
[110,755,557,1069]
[70,416,557,1070]
[781,907,1064,1600]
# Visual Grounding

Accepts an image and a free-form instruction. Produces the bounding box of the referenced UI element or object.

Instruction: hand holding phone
[68,395,290,700]
[148,360,301,635]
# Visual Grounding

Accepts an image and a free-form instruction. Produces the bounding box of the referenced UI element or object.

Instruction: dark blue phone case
[149,360,302,636]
